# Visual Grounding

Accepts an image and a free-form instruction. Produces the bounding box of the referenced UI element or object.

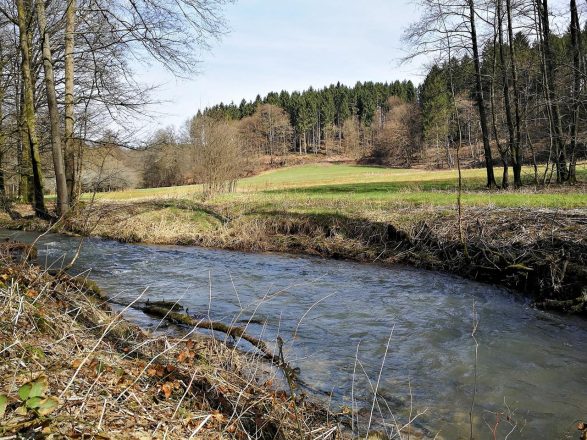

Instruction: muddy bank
[2,201,586,314]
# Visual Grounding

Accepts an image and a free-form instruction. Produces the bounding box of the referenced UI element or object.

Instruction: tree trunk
[17,58,31,203]
[468,0,497,188]
[17,0,47,218]
[490,27,509,188]
[533,1,554,184]
[0,81,5,197]
[536,0,568,182]
[506,0,523,187]
[526,130,539,185]
[65,0,77,202]
[445,140,454,168]
[568,0,581,183]
[497,0,516,188]
[36,0,69,216]
[0,104,6,197]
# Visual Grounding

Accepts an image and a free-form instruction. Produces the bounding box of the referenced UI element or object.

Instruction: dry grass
[0,260,348,439]
[52,201,587,312]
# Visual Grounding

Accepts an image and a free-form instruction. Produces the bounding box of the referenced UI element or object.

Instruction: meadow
[93,162,587,212]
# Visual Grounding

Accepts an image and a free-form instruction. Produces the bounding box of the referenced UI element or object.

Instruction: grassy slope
[95,163,587,212]
[50,162,582,263]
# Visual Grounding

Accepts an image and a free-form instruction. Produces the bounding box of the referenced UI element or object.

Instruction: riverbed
[2,229,585,439]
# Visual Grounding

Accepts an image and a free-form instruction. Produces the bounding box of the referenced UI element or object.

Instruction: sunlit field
[91,162,587,209]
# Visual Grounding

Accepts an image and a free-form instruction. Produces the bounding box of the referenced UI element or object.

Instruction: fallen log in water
[0,262,340,439]
[140,304,280,363]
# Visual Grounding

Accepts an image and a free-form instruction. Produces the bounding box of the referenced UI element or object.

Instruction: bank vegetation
[0,244,350,439]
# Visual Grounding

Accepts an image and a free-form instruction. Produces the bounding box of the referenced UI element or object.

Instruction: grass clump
[0,258,347,439]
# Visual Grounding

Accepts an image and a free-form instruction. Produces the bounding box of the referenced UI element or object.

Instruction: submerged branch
[136,302,280,363]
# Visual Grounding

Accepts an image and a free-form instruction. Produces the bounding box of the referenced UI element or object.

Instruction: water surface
[2,230,585,439]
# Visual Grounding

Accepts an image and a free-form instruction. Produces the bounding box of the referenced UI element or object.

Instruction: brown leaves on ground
[0,260,345,439]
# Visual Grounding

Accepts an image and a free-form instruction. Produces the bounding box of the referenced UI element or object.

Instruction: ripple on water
[2,229,586,439]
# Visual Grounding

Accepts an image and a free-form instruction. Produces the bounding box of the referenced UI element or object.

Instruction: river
[2,229,586,439]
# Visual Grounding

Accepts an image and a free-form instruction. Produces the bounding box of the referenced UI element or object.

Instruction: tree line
[0,0,230,217]
[408,0,586,187]
[140,81,423,191]
[202,80,417,156]
[1,0,584,208]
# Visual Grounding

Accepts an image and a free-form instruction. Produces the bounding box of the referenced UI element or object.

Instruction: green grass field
[93,162,587,210]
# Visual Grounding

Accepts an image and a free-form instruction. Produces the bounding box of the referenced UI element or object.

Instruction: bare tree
[496,0,516,188]
[535,0,568,182]
[240,104,293,163]
[467,0,497,187]
[505,0,522,187]
[64,0,76,202]
[373,97,422,166]
[16,0,47,217]
[404,0,498,187]
[36,0,68,215]
[568,0,582,183]
[342,117,361,159]
[190,116,243,196]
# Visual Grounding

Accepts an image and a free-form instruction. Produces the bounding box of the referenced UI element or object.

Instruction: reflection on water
[2,229,586,439]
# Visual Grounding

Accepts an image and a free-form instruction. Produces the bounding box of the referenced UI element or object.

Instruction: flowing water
[2,229,586,439]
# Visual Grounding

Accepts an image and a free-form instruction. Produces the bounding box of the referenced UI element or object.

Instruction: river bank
[2,220,587,438]
[0,246,348,439]
[1,199,586,314]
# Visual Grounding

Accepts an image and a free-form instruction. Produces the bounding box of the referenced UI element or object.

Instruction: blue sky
[137,0,426,132]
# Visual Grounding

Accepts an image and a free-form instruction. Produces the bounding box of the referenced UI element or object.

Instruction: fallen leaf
[26,289,38,298]
[217,386,228,394]
[177,349,190,363]
[161,382,173,399]
[211,410,226,423]
[37,397,59,416]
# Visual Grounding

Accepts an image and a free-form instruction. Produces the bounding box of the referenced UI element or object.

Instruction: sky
[135,0,426,134]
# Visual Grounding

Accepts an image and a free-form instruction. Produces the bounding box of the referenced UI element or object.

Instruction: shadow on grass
[239,209,414,247]
[262,178,485,196]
